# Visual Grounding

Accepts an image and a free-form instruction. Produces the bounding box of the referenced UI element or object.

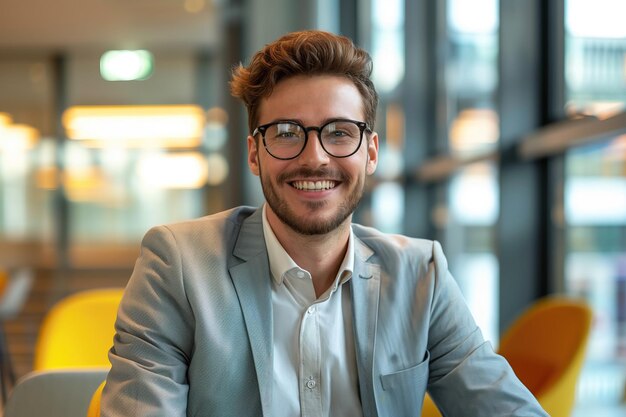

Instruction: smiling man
[101,31,548,417]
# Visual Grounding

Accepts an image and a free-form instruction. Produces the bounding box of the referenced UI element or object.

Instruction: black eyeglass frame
[252,118,372,160]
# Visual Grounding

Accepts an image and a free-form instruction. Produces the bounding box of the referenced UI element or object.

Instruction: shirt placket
[299,303,322,416]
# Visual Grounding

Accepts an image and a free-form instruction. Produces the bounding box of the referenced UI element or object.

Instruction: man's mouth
[290,180,337,191]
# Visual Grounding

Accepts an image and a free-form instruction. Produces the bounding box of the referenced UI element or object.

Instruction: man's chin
[282,212,352,236]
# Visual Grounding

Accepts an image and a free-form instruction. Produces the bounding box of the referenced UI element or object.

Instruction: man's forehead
[256,75,365,122]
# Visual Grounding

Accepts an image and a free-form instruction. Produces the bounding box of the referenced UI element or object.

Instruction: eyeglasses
[252,118,372,160]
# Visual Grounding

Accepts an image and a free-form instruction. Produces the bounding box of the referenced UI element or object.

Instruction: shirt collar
[262,204,355,286]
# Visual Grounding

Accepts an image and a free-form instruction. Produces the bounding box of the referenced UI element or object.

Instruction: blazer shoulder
[352,223,434,255]
[161,206,256,232]
[352,224,448,271]
[141,206,254,239]
[139,206,259,255]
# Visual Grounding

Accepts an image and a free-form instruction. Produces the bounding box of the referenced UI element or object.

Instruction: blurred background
[0,0,624,414]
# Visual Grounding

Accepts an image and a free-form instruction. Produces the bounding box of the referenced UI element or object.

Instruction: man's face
[247,75,378,236]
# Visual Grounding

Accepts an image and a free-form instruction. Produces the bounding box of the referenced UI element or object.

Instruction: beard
[259,165,365,236]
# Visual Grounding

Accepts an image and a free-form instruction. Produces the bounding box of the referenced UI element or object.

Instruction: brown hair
[230,30,378,134]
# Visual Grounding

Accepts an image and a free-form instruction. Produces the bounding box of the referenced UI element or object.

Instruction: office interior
[0,0,625,415]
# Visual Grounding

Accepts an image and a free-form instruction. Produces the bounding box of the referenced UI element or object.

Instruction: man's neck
[267,212,351,298]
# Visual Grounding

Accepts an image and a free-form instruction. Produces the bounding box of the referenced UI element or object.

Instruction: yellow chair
[87,380,105,417]
[422,296,592,417]
[420,393,441,417]
[34,288,124,370]
[498,296,592,417]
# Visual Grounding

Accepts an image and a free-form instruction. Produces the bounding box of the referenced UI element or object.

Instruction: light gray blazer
[102,206,547,417]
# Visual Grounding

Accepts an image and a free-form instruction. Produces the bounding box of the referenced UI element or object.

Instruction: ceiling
[0,0,223,53]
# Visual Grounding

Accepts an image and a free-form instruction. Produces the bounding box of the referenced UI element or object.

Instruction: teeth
[292,180,336,191]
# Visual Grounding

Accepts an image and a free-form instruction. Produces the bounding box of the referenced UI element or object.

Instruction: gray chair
[3,368,108,417]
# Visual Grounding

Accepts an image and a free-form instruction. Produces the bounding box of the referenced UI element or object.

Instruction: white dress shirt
[262,205,363,417]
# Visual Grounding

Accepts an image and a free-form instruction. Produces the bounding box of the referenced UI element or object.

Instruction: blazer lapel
[351,237,381,417]
[229,209,273,416]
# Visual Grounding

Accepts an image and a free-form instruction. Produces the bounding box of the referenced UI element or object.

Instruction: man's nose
[297,130,330,166]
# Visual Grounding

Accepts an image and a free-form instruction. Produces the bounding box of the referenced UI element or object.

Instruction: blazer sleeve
[101,225,194,417]
[426,241,548,416]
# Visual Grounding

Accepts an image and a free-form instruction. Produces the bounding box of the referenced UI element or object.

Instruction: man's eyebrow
[271,118,304,124]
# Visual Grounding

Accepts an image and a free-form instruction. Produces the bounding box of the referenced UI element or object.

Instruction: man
[102,30,548,416]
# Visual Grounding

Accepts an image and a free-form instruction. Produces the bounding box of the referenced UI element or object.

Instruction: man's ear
[366,132,379,176]
[247,135,260,176]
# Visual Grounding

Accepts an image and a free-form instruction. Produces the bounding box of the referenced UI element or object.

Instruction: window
[563,0,626,409]
[368,0,406,234]
[441,0,500,343]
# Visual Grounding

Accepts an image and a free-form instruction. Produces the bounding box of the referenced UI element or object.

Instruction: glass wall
[565,0,626,117]
[564,0,626,410]
[368,0,406,234]
[440,0,500,344]
[565,137,626,410]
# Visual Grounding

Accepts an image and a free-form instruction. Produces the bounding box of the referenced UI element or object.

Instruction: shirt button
[307,306,316,315]
[296,271,305,278]
[306,379,316,389]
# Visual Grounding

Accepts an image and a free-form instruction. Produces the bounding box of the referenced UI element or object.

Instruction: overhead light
[0,112,12,127]
[449,108,500,156]
[100,50,154,81]
[137,152,209,189]
[62,105,205,148]
[0,123,39,151]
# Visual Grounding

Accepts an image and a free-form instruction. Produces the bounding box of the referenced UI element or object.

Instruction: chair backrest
[3,369,108,417]
[34,288,124,370]
[498,296,592,417]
